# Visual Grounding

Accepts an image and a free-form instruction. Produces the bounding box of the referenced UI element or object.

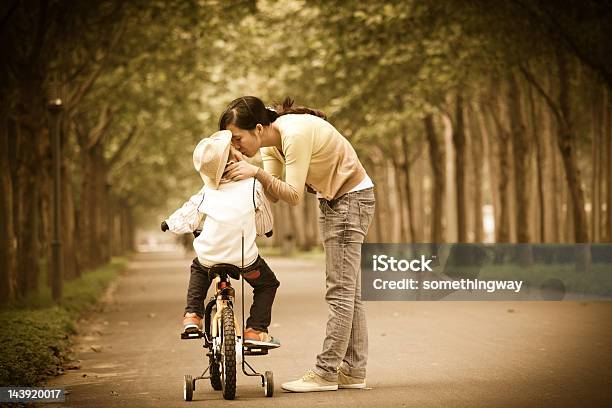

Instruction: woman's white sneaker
[338,368,366,389]
[281,370,338,392]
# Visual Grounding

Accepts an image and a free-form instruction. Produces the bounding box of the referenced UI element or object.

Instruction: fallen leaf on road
[65,361,82,370]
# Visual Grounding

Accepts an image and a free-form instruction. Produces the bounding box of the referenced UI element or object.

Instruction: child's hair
[219,96,327,131]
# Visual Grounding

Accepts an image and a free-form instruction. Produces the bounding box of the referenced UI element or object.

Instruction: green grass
[0,258,127,386]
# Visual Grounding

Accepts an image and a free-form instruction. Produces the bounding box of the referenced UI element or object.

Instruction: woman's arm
[259,151,282,203]
[225,133,312,205]
[254,168,300,205]
[257,136,311,206]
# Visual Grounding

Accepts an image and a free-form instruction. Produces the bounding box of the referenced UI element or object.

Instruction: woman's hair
[219,96,327,131]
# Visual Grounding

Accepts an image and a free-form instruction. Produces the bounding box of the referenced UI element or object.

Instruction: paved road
[45,251,612,407]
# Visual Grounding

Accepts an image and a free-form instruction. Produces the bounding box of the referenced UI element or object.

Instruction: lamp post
[47,76,63,301]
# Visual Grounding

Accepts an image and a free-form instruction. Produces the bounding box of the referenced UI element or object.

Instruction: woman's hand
[224,160,259,181]
[228,146,243,163]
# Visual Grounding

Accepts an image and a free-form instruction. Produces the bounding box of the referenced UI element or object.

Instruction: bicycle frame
[209,276,240,340]
[184,235,273,400]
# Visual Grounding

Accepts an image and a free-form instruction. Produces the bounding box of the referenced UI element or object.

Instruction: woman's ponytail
[272,97,327,120]
[219,95,327,131]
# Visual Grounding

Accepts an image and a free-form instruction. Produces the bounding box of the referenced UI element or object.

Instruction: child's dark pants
[185,256,280,332]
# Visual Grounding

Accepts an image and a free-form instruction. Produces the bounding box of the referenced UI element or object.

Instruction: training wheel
[264,370,274,397]
[184,374,193,401]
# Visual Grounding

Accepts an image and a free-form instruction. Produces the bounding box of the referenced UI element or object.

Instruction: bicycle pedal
[181,330,204,340]
[243,347,269,356]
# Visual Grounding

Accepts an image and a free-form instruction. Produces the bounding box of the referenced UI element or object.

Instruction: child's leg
[242,256,280,332]
[185,257,212,317]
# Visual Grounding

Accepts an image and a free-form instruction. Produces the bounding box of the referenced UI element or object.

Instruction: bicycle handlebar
[161,221,270,238]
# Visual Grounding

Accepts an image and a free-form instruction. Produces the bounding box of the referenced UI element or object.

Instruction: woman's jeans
[185,255,280,332]
[314,187,375,381]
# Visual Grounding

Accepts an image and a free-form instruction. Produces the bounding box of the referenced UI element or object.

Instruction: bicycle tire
[220,307,236,400]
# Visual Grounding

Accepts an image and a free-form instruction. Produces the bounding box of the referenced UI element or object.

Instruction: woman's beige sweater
[255,114,366,205]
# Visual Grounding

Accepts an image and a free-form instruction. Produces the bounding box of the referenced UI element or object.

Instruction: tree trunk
[478,104,498,243]
[414,153,426,241]
[79,150,94,270]
[528,83,546,242]
[96,153,111,264]
[453,93,467,242]
[123,205,135,253]
[391,153,408,242]
[597,89,606,242]
[17,163,40,297]
[444,114,457,242]
[497,131,511,243]
[16,122,42,298]
[62,164,79,280]
[424,114,445,243]
[508,73,531,244]
[549,111,561,242]
[401,132,418,242]
[381,162,396,242]
[556,50,589,244]
[303,194,318,249]
[467,104,483,242]
[488,95,511,243]
[120,201,135,253]
[0,114,17,303]
[591,91,601,242]
[605,87,612,242]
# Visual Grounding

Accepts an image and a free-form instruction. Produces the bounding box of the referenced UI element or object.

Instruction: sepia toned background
[1,2,610,404]
[2,0,610,301]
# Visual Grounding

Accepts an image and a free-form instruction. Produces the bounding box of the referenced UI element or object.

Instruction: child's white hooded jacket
[165,178,273,267]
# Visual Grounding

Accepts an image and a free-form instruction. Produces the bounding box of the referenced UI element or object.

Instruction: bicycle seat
[209,263,242,280]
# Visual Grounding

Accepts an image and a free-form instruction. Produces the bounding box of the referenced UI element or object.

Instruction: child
[162,130,280,348]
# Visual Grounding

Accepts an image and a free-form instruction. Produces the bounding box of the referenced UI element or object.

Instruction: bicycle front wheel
[220,306,236,400]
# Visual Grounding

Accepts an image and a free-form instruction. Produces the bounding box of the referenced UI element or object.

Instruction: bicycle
[172,228,274,401]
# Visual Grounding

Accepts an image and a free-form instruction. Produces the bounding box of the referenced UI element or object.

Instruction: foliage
[0,258,126,386]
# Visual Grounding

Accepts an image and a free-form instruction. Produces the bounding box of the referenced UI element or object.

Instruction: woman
[221,96,375,392]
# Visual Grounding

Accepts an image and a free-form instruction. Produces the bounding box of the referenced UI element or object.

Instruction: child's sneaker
[338,367,367,389]
[182,312,203,333]
[243,328,281,348]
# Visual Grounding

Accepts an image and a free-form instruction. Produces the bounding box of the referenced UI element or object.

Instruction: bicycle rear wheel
[220,307,236,400]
